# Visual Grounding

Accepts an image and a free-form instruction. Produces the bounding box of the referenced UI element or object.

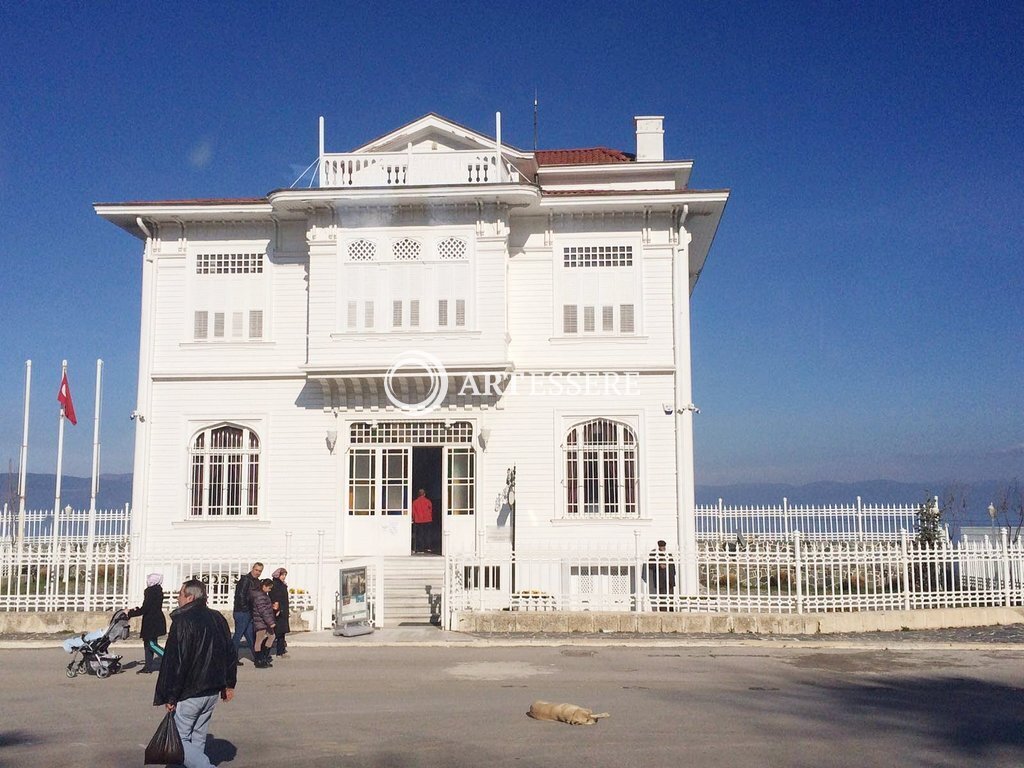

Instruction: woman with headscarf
[268,567,290,658]
[126,572,167,673]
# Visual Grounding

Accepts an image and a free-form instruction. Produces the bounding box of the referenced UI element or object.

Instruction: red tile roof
[535,147,635,166]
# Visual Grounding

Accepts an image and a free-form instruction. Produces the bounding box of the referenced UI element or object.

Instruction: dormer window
[340,231,472,333]
[189,248,269,343]
[556,241,640,337]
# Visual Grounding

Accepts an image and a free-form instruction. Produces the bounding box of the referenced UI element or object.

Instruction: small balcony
[319,149,521,188]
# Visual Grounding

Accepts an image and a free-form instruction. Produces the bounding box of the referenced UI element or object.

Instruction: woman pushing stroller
[127,573,167,674]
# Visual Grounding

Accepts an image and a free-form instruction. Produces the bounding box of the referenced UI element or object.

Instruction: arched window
[437,237,468,261]
[348,239,376,261]
[189,425,260,516]
[392,238,421,261]
[565,419,638,518]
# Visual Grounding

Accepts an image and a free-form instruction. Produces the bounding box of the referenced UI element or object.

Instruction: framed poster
[339,566,369,624]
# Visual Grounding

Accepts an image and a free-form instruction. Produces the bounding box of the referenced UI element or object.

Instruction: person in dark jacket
[642,540,677,612]
[127,572,167,673]
[154,579,237,768]
[230,561,262,662]
[250,578,276,669]
[268,568,290,658]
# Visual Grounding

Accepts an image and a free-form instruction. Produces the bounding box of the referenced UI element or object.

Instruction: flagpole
[89,359,103,517]
[85,359,103,610]
[16,360,31,556]
[52,360,68,552]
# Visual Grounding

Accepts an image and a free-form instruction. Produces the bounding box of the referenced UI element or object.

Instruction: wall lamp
[662,403,700,415]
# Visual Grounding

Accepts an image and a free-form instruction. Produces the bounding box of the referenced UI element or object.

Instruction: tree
[992,479,1023,544]
[915,495,943,545]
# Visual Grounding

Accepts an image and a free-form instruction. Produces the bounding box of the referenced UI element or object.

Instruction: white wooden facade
[95,113,729,592]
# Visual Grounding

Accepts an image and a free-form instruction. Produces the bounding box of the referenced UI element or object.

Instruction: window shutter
[563,305,578,334]
[364,301,374,329]
[248,310,264,339]
[602,306,615,332]
[410,299,420,327]
[194,311,208,340]
[232,312,243,338]
[455,299,466,327]
[213,312,225,338]
[346,301,357,329]
[620,304,635,333]
[438,299,448,327]
[392,300,403,328]
[583,306,596,332]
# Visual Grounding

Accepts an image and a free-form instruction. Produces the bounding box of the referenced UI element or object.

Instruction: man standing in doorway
[411,489,433,553]
[154,579,237,768]
[231,562,262,662]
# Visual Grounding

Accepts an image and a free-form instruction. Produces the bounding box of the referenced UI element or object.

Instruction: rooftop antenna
[533,90,539,150]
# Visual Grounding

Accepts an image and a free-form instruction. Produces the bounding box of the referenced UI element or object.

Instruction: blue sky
[0,1,1021,485]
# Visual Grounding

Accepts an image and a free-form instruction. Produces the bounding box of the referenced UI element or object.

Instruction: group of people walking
[229,562,291,668]
[123,561,291,767]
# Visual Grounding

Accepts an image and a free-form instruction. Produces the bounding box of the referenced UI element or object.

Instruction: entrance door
[412,447,443,554]
[345,447,412,556]
[444,447,476,554]
[342,421,477,557]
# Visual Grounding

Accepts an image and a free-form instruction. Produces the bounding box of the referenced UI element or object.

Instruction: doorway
[411,446,443,554]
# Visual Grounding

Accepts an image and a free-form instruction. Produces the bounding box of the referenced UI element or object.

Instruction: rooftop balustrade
[319,149,521,188]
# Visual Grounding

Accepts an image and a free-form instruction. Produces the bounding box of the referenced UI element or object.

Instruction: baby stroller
[62,608,131,679]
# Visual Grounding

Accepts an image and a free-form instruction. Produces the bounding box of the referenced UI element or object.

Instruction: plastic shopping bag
[144,710,184,765]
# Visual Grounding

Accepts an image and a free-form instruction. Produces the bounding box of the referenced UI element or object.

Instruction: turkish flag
[58,371,77,425]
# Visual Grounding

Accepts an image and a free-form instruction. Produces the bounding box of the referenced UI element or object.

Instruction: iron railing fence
[2,498,932,548]
[0,534,379,632]
[445,531,1024,626]
[0,503,132,544]
[695,497,931,543]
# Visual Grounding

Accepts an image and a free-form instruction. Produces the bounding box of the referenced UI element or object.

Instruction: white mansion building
[96,112,728,592]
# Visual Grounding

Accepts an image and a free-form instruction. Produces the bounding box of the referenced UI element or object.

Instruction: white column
[672,215,697,592]
[495,111,502,181]
[129,232,157,600]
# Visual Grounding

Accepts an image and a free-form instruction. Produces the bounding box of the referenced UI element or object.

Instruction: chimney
[634,116,664,162]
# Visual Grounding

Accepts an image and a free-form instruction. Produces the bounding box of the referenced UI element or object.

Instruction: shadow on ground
[207,734,237,764]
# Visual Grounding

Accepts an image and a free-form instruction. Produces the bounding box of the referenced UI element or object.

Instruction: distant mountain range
[1,473,1016,530]
[0,472,133,512]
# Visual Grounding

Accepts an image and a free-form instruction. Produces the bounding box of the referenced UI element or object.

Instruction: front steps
[381,556,445,627]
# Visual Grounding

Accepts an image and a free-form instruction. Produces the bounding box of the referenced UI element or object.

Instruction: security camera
[129,410,144,422]
[662,404,674,415]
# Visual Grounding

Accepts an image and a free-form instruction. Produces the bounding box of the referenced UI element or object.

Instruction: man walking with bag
[154,579,237,768]
[231,561,262,663]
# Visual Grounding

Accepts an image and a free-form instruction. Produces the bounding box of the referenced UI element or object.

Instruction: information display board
[339,566,369,625]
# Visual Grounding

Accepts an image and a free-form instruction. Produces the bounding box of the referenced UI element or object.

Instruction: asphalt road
[2,645,1023,767]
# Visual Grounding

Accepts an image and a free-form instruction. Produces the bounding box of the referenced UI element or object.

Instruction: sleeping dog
[527,700,610,726]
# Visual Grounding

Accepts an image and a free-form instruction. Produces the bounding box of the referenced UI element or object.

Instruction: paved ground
[7,622,1023,649]
[2,641,1023,767]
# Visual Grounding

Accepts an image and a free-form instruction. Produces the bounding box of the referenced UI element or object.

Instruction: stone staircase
[380,556,445,627]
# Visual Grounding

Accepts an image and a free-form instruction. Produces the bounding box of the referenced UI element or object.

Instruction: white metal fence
[6,499,1016,630]
[0,532,378,631]
[695,497,929,542]
[445,530,1024,627]
[0,503,132,544]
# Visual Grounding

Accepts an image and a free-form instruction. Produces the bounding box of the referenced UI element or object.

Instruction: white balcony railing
[320,149,520,188]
